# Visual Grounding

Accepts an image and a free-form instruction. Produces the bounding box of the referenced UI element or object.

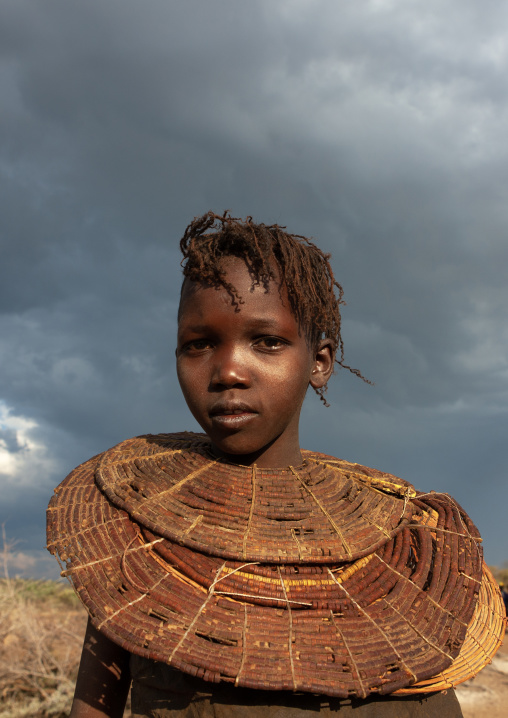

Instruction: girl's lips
[210,411,258,428]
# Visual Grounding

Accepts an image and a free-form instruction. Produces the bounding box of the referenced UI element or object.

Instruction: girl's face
[176,257,333,467]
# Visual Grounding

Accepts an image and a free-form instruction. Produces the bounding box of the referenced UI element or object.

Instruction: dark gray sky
[1,0,507,578]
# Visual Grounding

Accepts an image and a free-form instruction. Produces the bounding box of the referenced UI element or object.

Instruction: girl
[47,212,504,717]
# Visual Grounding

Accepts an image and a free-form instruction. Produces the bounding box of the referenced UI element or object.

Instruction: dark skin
[177,257,334,467]
[69,259,334,716]
[70,621,131,718]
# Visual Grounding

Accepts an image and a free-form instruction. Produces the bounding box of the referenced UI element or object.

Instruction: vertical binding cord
[278,567,297,691]
[329,611,367,699]
[242,464,257,559]
[289,465,352,559]
[169,561,226,663]
[235,604,249,687]
[327,568,418,685]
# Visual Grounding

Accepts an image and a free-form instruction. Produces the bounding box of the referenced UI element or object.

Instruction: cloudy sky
[1,0,507,579]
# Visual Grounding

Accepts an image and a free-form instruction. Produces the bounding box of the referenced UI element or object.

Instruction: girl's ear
[309,339,334,389]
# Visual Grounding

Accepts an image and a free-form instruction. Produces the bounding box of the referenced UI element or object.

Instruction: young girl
[47,212,505,717]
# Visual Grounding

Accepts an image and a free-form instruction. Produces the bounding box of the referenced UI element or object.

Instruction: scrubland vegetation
[0,575,86,717]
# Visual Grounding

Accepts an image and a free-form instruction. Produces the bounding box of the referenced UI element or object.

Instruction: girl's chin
[208,436,302,469]
[209,440,263,462]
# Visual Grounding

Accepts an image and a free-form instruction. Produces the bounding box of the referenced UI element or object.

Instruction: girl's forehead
[178,257,286,319]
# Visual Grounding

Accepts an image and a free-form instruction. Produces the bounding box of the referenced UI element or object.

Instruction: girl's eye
[255,336,287,350]
[183,339,212,352]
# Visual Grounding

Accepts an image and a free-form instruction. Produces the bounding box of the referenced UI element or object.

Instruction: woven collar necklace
[47,432,503,699]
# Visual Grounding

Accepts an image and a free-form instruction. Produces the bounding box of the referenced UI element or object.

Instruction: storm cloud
[1,0,507,577]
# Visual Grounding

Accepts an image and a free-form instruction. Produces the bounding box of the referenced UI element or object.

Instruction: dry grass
[0,529,132,718]
[0,528,87,717]
[0,570,87,717]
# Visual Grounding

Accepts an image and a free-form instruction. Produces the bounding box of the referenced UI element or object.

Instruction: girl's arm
[70,617,131,718]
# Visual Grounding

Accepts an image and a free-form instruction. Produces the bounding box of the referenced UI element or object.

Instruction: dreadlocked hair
[179,211,370,405]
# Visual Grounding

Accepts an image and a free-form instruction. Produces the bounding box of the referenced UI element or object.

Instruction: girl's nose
[210,345,250,389]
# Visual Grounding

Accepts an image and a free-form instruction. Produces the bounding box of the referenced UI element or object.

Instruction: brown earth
[455,633,508,718]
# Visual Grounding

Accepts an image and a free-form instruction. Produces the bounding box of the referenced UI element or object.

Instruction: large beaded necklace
[47,433,504,697]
